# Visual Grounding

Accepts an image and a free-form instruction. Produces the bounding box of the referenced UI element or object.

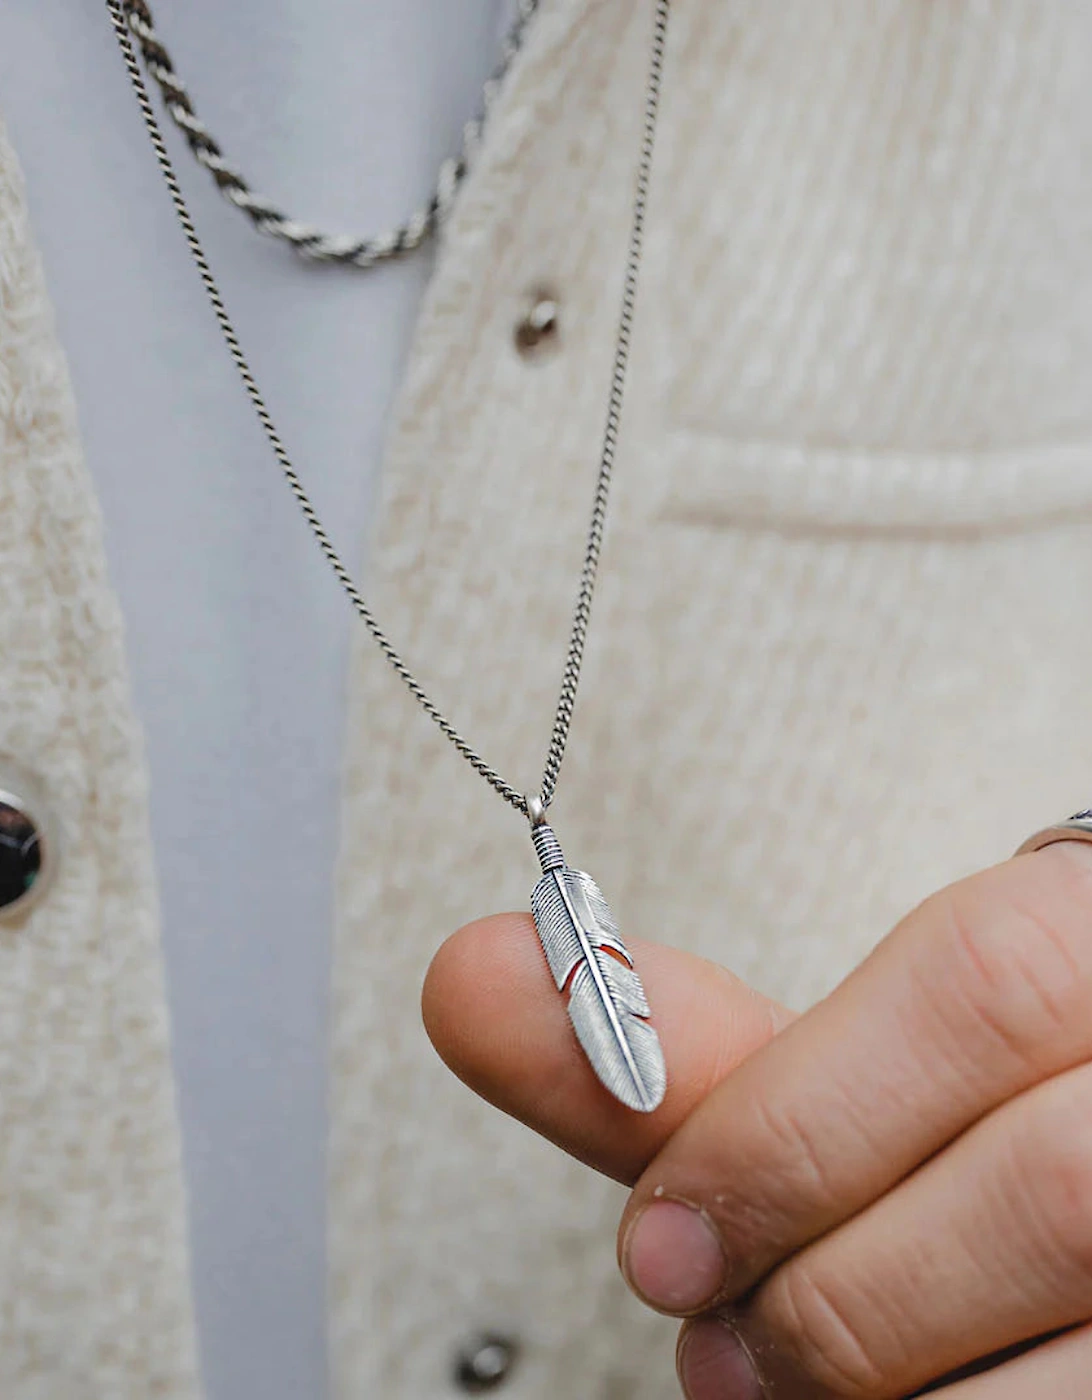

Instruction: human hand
[424,842,1092,1397]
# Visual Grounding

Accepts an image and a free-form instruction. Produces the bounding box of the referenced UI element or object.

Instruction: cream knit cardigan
[3,2,1092,1396]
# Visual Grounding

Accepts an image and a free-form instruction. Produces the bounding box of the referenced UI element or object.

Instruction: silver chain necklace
[118,0,539,267]
[106,0,671,1114]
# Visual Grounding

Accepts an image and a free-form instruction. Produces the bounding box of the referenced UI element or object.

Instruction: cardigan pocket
[650,427,1092,537]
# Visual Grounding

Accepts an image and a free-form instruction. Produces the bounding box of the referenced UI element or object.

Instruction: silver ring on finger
[1016,811,1092,857]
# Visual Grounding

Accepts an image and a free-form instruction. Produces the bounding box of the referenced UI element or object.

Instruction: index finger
[619,843,1092,1307]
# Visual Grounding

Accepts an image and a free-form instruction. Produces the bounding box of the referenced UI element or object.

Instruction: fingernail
[623,1200,726,1313]
[678,1318,763,1400]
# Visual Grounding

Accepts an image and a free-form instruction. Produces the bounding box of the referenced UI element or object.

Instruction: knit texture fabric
[331,1,1092,1397]
[0,121,200,1396]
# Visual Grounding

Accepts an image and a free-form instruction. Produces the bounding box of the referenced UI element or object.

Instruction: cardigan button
[453,1333,519,1392]
[0,769,58,922]
[514,294,559,354]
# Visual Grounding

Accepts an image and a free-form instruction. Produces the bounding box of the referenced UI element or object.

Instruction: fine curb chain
[118,0,539,267]
[106,0,670,821]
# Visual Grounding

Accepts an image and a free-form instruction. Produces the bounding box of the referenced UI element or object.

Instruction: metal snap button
[514,294,559,354]
[0,769,59,923]
[453,1333,519,1392]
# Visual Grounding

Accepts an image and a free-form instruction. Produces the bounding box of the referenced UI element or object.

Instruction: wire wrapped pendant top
[529,820,666,1113]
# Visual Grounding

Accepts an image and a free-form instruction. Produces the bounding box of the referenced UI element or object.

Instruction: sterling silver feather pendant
[529,817,666,1113]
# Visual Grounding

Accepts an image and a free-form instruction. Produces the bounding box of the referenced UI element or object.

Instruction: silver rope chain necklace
[106,0,671,1113]
[117,0,540,267]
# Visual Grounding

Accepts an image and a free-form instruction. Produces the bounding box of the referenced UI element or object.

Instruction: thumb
[422,913,795,1185]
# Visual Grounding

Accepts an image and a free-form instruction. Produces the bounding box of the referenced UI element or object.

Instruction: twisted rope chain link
[106,0,670,821]
[117,0,539,266]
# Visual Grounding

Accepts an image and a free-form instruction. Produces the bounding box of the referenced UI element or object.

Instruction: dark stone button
[0,774,57,921]
[453,1333,519,1392]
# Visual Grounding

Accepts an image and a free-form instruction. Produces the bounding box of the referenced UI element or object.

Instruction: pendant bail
[530,821,565,874]
[526,793,547,828]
